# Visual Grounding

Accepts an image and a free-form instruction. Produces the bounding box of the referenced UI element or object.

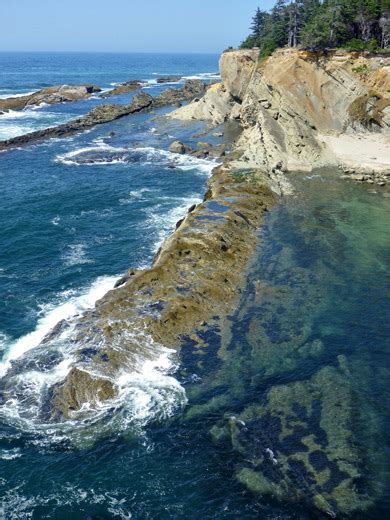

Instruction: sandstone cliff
[170,49,390,186]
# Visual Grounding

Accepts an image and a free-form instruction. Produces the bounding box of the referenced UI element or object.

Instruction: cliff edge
[170,48,390,185]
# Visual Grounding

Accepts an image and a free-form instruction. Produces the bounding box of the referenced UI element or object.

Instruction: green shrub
[352,64,369,74]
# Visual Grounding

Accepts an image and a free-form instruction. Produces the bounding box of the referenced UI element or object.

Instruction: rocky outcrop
[167,139,227,158]
[101,81,143,98]
[219,48,258,101]
[168,49,259,126]
[0,81,206,152]
[153,79,205,106]
[0,92,154,151]
[156,76,182,83]
[168,82,237,125]
[169,49,390,186]
[168,140,190,154]
[43,166,274,419]
[0,84,101,112]
[161,48,389,516]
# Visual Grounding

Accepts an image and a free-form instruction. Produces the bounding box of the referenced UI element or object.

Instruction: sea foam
[56,143,217,176]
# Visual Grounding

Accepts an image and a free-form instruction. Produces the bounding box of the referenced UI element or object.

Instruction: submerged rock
[211,359,375,516]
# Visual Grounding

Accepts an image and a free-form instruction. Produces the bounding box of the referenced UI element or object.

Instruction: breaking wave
[0,108,71,140]
[0,274,186,448]
[56,144,217,175]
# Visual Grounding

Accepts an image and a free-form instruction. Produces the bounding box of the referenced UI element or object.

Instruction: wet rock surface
[156,76,182,83]
[47,166,275,419]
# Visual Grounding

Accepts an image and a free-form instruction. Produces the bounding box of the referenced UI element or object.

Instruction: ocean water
[0,53,389,519]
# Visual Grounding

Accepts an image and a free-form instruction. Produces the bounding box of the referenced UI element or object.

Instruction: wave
[0,90,36,100]
[0,448,22,460]
[0,272,186,447]
[141,195,202,254]
[62,243,94,267]
[183,72,221,81]
[0,484,136,520]
[56,144,217,175]
[119,187,153,204]
[0,276,118,378]
[0,108,71,140]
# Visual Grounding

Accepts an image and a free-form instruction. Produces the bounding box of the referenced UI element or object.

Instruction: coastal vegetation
[241,0,390,56]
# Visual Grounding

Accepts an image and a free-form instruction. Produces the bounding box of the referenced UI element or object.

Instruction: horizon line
[0,50,223,55]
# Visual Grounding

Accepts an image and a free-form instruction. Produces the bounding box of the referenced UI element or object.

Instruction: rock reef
[0,80,205,151]
[0,84,101,112]
[48,166,275,419]
[1,48,388,517]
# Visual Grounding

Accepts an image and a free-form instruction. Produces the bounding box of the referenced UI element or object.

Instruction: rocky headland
[170,48,390,186]
[1,49,389,517]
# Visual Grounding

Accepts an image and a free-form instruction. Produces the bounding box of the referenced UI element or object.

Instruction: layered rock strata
[169,49,390,185]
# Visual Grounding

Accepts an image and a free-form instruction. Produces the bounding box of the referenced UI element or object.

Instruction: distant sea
[0,52,221,139]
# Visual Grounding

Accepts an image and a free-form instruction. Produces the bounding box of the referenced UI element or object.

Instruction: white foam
[56,144,218,175]
[0,90,36,100]
[62,243,93,267]
[0,484,135,520]
[0,276,186,448]
[134,146,218,176]
[0,448,22,460]
[119,188,153,204]
[55,143,128,166]
[0,108,71,139]
[141,194,202,255]
[183,72,221,81]
[0,275,118,377]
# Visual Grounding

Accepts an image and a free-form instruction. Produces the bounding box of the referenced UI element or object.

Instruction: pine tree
[251,8,268,38]
[240,0,389,53]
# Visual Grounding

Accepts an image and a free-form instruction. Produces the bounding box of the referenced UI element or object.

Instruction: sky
[0,0,274,53]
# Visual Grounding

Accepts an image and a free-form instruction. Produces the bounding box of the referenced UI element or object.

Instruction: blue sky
[1,0,274,53]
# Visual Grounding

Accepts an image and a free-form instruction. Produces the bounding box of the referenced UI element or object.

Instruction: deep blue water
[0,52,220,139]
[0,53,389,519]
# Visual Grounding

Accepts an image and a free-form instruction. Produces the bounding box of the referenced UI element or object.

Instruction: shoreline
[49,163,276,418]
[320,133,390,184]
[1,47,389,517]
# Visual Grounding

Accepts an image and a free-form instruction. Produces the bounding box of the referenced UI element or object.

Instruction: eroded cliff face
[170,48,390,184]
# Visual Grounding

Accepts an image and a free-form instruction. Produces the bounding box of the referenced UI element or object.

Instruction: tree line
[241,0,390,55]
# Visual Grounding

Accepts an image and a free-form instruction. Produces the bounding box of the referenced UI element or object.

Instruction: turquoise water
[0,54,389,519]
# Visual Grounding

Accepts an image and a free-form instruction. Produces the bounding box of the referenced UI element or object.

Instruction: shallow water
[0,53,389,519]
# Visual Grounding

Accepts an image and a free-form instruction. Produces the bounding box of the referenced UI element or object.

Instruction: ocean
[0,53,388,519]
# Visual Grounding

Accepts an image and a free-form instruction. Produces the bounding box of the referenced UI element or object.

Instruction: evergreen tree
[251,7,268,38]
[240,0,390,53]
